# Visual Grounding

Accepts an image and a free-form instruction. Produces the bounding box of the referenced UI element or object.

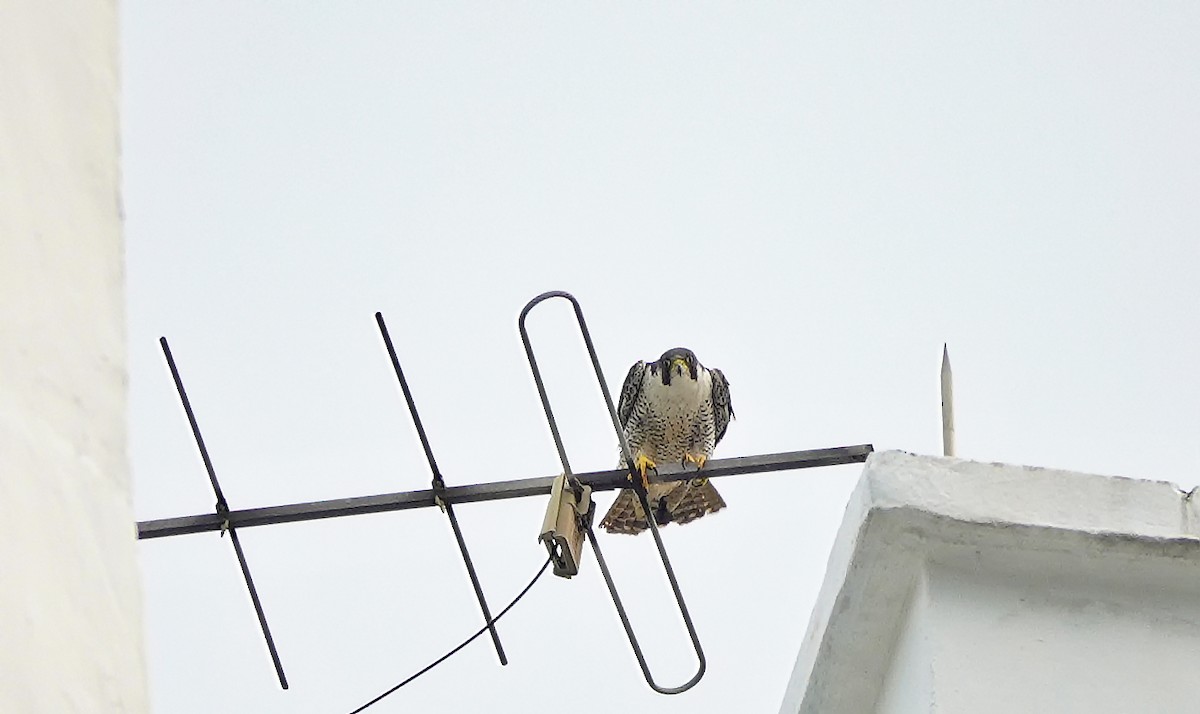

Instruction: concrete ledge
[780,451,1200,714]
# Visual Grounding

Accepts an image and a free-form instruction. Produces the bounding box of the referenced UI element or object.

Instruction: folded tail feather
[599,480,725,534]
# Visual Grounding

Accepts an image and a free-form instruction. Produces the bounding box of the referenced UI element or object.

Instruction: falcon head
[651,347,700,386]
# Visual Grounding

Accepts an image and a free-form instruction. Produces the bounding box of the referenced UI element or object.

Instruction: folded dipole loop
[517,290,706,695]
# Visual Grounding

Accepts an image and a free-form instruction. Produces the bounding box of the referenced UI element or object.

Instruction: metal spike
[941,343,955,457]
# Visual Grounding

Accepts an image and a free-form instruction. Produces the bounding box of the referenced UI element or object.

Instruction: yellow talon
[632,453,656,491]
[684,453,707,469]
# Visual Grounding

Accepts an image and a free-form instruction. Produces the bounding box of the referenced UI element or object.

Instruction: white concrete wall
[875,560,1200,714]
[874,569,931,714]
[0,1,148,711]
[782,452,1200,714]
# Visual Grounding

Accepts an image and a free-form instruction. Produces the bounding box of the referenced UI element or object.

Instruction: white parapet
[780,451,1200,714]
[0,1,147,711]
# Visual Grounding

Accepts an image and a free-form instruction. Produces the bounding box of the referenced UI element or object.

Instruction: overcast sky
[123,3,1199,712]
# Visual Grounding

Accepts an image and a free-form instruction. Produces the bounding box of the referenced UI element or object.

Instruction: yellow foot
[630,453,656,491]
[684,452,708,470]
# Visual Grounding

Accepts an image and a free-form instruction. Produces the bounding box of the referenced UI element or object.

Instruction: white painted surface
[928,561,1200,714]
[874,569,931,714]
[0,1,148,711]
[780,451,1200,714]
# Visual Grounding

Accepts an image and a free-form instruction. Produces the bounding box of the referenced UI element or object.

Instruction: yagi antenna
[140,293,874,699]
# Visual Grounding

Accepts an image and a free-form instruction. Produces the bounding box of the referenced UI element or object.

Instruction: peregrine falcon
[600,347,734,535]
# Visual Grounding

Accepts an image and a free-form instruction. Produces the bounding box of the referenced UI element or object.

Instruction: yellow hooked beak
[672,357,689,372]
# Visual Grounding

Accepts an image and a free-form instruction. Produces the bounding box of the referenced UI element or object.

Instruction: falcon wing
[616,360,647,430]
[710,368,734,446]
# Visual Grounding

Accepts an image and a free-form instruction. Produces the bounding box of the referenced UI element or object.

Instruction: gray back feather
[616,360,647,430]
[710,367,734,445]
